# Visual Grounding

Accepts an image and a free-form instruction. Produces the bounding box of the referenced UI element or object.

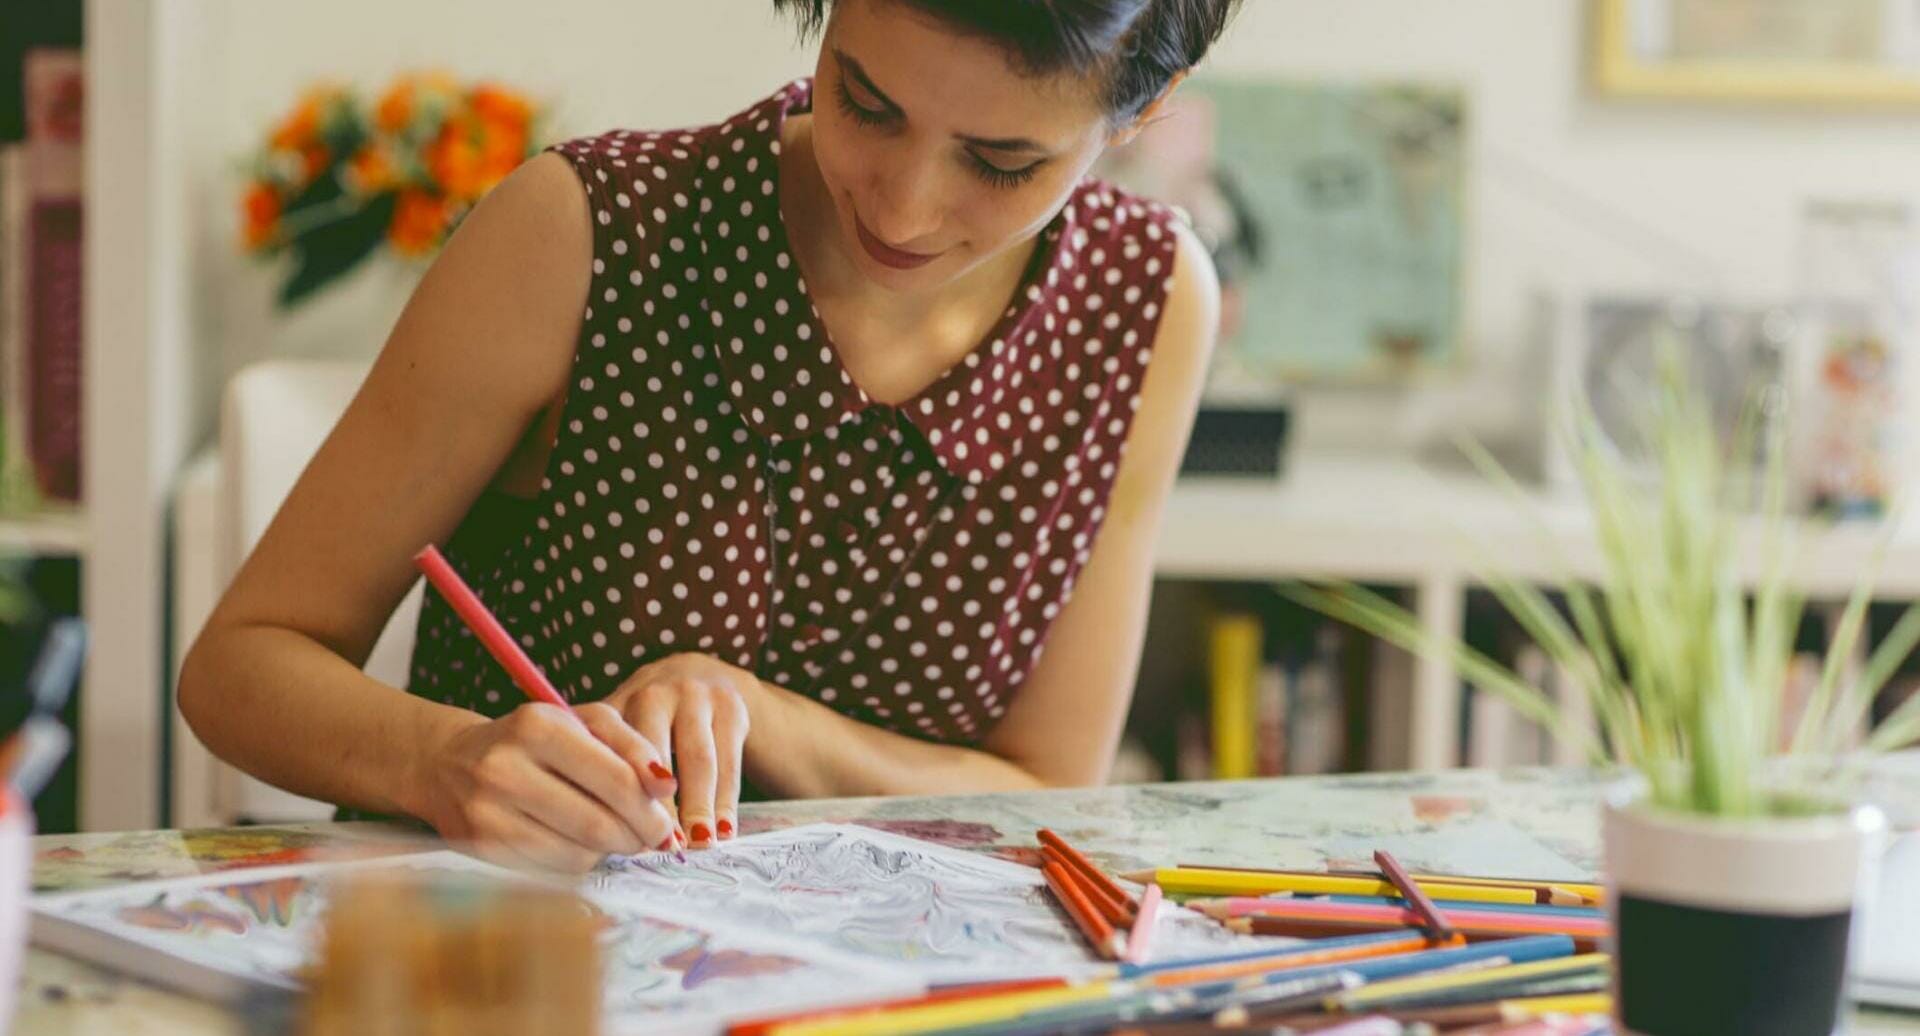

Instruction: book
[1254,661,1287,777]
[1207,612,1261,780]
[0,143,31,512]
[20,49,82,505]
[1287,626,1346,775]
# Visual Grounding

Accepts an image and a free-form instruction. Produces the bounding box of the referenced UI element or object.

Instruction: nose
[863,152,943,248]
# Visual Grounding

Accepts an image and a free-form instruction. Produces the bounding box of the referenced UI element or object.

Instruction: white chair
[173,359,423,824]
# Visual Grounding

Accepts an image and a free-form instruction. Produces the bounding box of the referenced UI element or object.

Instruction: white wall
[185,0,1920,453]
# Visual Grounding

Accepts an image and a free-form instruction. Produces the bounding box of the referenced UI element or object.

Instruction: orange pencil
[1039,829,1136,910]
[1141,930,1458,989]
[724,977,1070,1036]
[1044,859,1125,960]
[1042,844,1133,928]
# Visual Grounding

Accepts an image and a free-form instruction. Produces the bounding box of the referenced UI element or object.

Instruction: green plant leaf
[277,191,397,307]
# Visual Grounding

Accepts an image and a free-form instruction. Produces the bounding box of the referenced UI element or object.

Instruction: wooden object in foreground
[302,871,601,1036]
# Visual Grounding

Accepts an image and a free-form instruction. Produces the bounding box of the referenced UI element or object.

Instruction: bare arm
[180,155,677,867]
[736,223,1221,798]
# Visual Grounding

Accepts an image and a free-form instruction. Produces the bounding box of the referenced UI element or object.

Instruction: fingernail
[655,835,677,852]
[648,762,674,781]
[690,823,712,845]
[717,818,734,839]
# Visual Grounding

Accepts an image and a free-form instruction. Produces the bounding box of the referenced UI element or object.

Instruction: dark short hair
[771,0,1244,120]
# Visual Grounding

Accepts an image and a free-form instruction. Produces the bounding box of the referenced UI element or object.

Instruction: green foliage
[1288,343,1920,817]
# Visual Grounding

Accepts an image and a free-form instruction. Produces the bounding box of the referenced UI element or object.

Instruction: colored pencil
[1195,896,1607,933]
[1450,1010,1613,1036]
[1042,844,1133,928]
[416,545,571,711]
[1043,859,1125,961]
[1196,863,1603,906]
[1140,932,1449,990]
[1125,883,1163,964]
[1040,829,1137,910]
[1331,954,1609,1012]
[1311,895,1601,918]
[1381,972,1609,1017]
[726,979,1068,1036]
[1125,867,1535,905]
[1208,936,1576,1005]
[1224,915,1603,952]
[770,981,1120,1036]
[1374,850,1454,943]
[415,543,684,858]
[1115,929,1434,980]
[937,970,1357,1036]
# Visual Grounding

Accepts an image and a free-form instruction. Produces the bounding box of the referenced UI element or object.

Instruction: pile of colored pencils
[724,836,1614,1036]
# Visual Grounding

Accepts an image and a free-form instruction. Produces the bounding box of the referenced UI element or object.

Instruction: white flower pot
[1603,787,1886,1035]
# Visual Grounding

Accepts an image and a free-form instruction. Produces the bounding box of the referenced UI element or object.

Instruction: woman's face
[807,0,1122,293]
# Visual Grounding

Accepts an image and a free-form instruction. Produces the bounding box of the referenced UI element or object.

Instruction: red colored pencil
[1042,844,1134,928]
[1044,859,1125,960]
[1376,849,1456,943]
[415,545,570,711]
[415,544,684,857]
[1039,829,1137,911]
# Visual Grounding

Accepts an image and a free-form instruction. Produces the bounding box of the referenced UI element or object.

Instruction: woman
[181,0,1239,873]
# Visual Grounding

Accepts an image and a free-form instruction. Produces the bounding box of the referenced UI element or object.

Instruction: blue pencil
[1238,934,1576,989]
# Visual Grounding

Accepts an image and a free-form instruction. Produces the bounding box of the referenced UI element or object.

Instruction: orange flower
[388,189,452,255]
[269,84,344,151]
[377,71,458,134]
[241,182,282,250]
[426,118,489,200]
[346,144,398,194]
[470,83,532,132]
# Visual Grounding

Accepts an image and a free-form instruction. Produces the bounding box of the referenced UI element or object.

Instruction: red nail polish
[690,823,712,845]
[648,762,674,781]
[655,835,677,852]
[717,818,734,839]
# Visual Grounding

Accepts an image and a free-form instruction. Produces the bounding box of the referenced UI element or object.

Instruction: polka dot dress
[406,80,1182,745]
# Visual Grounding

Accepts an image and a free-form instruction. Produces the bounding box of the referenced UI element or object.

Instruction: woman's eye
[970,153,1042,190]
[834,81,889,127]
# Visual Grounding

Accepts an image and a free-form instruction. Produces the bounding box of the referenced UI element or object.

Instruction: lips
[854,214,941,270]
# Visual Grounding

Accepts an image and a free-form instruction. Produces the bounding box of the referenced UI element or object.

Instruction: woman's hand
[418,702,683,873]
[602,653,758,848]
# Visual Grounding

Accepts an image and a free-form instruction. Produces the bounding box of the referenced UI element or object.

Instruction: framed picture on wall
[1593,0,1920,105]
[1095,77,1468,386]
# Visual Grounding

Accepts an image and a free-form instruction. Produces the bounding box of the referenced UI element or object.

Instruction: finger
[575,702,679,800]
[673,693,720,848]
[507,746,649,858]
[571,706,681,848]
[630,691,687,846]
[711,693,748,842]
[461,801,601,875]
[520,706,673,851]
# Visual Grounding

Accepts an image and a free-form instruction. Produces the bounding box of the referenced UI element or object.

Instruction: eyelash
[833,79,1042,191]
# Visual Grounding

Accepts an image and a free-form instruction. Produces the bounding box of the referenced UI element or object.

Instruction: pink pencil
[1124,882,1162,965]
[415,545,570,710]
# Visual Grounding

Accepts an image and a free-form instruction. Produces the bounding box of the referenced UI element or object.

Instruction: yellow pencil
[1500,993,1613,1017]
[1331,953,1611,1010]
[1123,868,1536,905]
[770,981,1118,1036]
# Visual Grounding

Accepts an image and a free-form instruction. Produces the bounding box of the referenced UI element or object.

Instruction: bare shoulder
[375,151,593,417]
[1104,218,1220,517]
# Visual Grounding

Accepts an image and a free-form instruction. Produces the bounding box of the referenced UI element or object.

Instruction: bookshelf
[0,512,84,556]
[1154,455,1920,771]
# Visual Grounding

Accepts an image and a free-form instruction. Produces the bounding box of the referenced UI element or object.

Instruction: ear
[1108,70,1189,148]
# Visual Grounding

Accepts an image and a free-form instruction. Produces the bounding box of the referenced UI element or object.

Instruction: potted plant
[1288,347,1913,1035]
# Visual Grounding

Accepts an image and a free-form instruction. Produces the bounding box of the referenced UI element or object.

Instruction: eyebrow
[834,49,1054,155]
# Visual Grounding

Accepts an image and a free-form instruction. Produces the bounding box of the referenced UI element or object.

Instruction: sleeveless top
[405,79,1182,746]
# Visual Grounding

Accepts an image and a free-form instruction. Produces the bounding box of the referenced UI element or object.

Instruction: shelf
[0,510,87,556]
